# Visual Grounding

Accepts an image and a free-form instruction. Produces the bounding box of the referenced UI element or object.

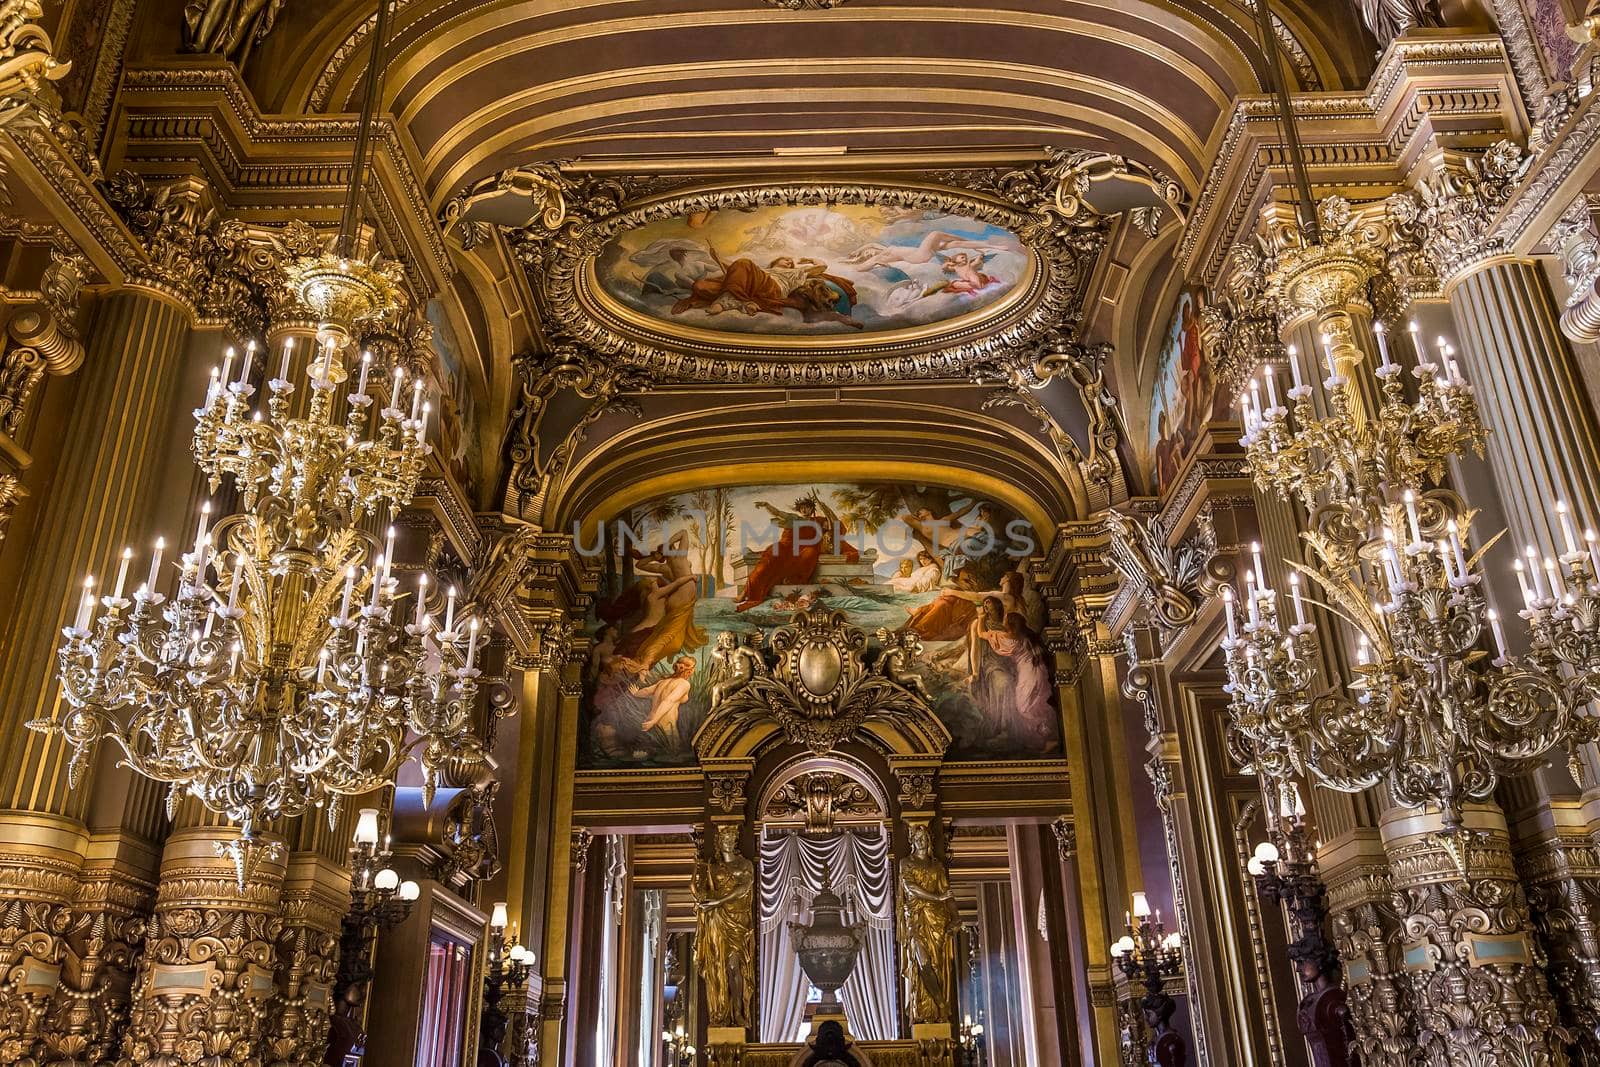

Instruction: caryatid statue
[693,824,755,1028]
[897,822,958,1023]
[1355,0,1442,49]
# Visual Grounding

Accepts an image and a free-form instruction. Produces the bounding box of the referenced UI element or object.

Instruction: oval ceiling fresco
[592,204,1031,338]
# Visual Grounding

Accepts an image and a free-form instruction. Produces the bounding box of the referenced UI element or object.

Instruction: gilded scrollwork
[699,607,946,756]
[1384,825,1571,1067]
[0,0,70,128]
[1550,194,1600,344]
[1102,506,1221,631]
[502,343,648,521]
[116,840,287,1067]
[1397,142,1533,285]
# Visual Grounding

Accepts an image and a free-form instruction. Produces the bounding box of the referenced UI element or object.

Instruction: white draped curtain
[757,829,898,1041]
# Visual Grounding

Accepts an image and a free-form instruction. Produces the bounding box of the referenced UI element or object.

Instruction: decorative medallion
[702,608,938,755]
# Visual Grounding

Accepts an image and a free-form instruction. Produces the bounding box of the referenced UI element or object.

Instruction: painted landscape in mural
[595,205,1029,337]
[579,483,1059,767]
[1147,288,1225,494]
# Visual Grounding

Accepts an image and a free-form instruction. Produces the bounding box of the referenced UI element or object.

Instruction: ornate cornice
[114,64,451,293]
[1181,35,1522,288]
[1493,85,1600,253]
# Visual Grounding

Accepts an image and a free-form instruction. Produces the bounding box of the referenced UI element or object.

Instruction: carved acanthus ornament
[764,773,878,834]
[894,769,937,811]
[0,835,91,1064]
[1198,242,1281,402]
[1328,875,1415,1067]
[117,834,286,1067]
[1257,197,1386,376]
[699,609,946,756]
[1394,142,1533,286]
[762,0,847,9]
[1102,506,1221,630]
[1384,823,1569,1067]
[1550,193,1600,344]
[1519,832,1600,1066]
[265,874,345,1067]
[102,173,348,337]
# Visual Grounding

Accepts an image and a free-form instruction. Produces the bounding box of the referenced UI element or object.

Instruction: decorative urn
[788,881,865,1016]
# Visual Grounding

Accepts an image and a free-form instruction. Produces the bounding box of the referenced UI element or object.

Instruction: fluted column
[0,287,191,1062]
[0,288,192,811]
[1379,804,1569,1067]
[1446,258,1600,560]
[117,823,287,1066]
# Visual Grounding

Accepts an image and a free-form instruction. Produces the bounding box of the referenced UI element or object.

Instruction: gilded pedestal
[116,827,287,1066]
[1379,805,1569,1067]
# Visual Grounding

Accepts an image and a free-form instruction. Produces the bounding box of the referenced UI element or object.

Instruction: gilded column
[1404,149,1600,1067]
[116,824,287,1066]
[0,284,192,1061]
[1379,805,1569,1066]
[1403,143,1600,568]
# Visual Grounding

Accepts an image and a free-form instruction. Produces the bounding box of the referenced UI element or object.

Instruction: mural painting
[1147,288,1223,494]
[594,205,1029,337]
[424,298,482,502]
[579,483,1059,767]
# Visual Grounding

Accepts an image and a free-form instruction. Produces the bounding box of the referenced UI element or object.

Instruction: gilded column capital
[1199,241,1280,402]
[1396,142,1534,288]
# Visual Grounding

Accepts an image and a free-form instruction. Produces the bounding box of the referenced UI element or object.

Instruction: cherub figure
[709,630,765,709]
[875,627,931,702]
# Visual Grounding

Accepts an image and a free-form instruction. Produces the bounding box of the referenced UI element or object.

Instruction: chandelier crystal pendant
[37,335,487,884]
[1222,322,1600,858]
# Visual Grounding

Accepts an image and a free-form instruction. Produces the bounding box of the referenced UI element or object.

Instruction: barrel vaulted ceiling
[208,0,1373,518]
[255,0,1369,208]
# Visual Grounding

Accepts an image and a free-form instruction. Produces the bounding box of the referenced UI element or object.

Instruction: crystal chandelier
[1223,322,1600,854]
[38,334,488,880]
[31,0,490,884]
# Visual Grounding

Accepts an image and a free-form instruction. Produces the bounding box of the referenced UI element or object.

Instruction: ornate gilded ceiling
[187,0,1371,525]
[263,0,1363,202]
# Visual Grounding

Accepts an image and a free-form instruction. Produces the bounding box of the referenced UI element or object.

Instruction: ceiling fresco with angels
[594,204,1030,339]
[579,481,1060,770]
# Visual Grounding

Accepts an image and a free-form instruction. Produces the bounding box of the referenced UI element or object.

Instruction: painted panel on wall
[1147,288,1223,494]
[579,483,1060,767]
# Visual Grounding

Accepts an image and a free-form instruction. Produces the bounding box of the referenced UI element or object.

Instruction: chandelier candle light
[1223,320,1600,863]
[36,334,484,885]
